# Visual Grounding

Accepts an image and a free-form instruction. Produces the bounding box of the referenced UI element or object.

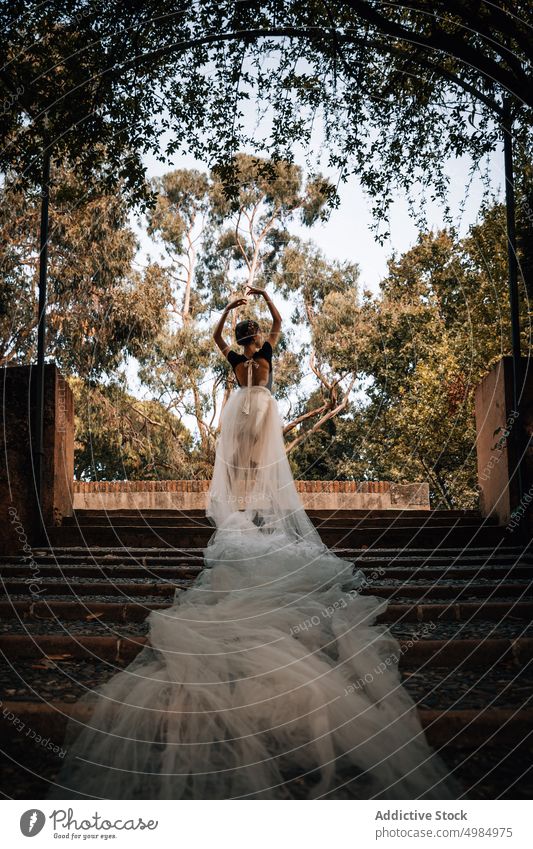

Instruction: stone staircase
[1,507,532,798]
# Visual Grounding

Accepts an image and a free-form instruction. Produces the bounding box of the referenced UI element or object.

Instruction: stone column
[0,363,74,555]
[474,356,533,529]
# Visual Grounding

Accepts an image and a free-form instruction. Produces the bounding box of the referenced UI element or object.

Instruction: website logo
[20,809,46,837]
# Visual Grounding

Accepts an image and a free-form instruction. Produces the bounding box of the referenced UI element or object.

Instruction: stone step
[17,543,529,560]
[2,504,529,800]
[3,549,206,565]
[442,745,532,799]
[0,699,531,749]
[2,727,530,799]
[1,563,531,581]
[3,578,532,600]
[46,524,515,549]
[3,551,530,573]
[64,514,498,529]
[402,662,533,710]
[1,609,531,798]
[1,633,532,666]
[0,564,202,579]
[2,616,531,644]
[71,508,485,519]
[3,599,533,624]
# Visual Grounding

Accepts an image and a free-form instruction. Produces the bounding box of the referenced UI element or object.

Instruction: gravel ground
[2,560,524,569]
[6,592,183,603]
[0,724,531,800]
[1,657,532,710]
[5,586,532,606]
[402,665,533,710]
[439,745,533,800]
[0,659,121,703]
[0,619,152,636]
[368,577,533,586]
[5,576,190,585]
[6,574,532,585]
[385,592,533,602]
[389,620,533,640]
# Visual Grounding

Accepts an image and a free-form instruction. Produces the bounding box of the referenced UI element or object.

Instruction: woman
[209,286,316,537]
[211,287,281,523]
[51,289,459,800]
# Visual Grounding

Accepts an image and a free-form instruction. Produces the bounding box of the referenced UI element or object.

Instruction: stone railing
[73,479,430,511]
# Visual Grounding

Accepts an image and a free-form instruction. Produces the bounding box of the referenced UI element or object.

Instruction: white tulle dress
[51,384,459,799]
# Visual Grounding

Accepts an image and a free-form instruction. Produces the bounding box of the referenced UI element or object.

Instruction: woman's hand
[226,297,248,311]
[245,287,281,346]
[245,286,267,297]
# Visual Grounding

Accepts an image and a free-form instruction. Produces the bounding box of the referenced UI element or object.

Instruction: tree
[0,161,171,377]
[2,2,531,227]
[0,1,184,205]
[273,239,360,451]
[139,157,335,459]
[161,2,533,237]
[209,153,334,284]
[147,169,211,323]
[310,204,530,506]
[71,377,195,480]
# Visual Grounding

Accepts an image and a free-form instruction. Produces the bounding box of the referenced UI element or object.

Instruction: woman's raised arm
[246,287,281,347]
[213,297,247,355]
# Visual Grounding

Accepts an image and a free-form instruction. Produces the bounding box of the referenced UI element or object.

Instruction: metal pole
[502,97,524,505]
[34,147,51,538]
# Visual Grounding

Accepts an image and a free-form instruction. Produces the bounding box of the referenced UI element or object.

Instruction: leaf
[30,654,73,670]
[42,653,74,665]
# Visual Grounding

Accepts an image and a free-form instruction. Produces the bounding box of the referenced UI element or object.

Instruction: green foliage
[0,160,192,482]
[0,161,171,376]
[295,205,529,507]
[148,170,210,249]
[139,157,336,459]
[1,139,527,502]
[71,377,196,481]
[3,0,530,504]
[3,2,531,235]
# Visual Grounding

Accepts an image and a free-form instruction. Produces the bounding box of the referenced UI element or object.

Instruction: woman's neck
[243,341,259,357]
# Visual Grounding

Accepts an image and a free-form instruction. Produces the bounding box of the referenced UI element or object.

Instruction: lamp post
[502,97,524,507]
[34,139,51,542]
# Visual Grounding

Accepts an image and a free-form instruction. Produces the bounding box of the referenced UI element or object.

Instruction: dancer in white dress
[51,288,459,799]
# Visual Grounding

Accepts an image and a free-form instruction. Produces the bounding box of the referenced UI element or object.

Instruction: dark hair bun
[235,319,260,345]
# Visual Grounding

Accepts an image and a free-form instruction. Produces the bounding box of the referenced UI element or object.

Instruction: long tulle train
[50,388,459,799]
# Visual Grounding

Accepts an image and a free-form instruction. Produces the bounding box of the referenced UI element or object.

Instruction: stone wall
[73,479,430,511]
[0,364,74,554]
[475,356,533,528]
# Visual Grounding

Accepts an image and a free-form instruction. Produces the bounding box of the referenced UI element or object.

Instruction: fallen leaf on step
[33,653,75,667]
[30,654,73,670]
[30,654,73,669]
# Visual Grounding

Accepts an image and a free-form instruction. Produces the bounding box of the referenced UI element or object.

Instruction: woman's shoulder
[226,349,243,366]
[259,340,273,360]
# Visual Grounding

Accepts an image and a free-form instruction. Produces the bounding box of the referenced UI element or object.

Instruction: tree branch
[283,400,331,434]
[285,376,356,453]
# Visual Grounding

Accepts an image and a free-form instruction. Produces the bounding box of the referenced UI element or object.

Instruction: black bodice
[226,340,273,390]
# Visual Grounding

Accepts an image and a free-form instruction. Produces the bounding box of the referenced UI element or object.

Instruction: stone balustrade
[73,478,430,511]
